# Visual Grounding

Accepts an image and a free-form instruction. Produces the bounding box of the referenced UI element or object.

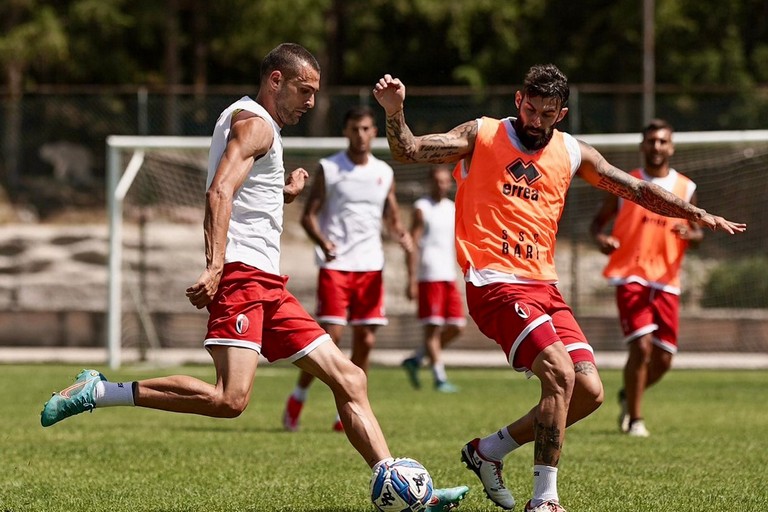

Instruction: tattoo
[574,361,596,375]
[385,112,476,163]
[594,154,704,222]
[533,419,561,466]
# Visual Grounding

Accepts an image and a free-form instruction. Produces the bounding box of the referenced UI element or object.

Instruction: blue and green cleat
[427,486,470,512]
[41,369,106,427]
[401,357,422,389]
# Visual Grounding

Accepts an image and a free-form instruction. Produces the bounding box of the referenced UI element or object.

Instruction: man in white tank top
[402,164,466,392]
[40,44,468,511]
[283,106,413,433]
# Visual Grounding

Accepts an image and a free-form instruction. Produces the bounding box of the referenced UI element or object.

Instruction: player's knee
[539,355,576,397]
[214,393,249,418]
[334,362,369,400]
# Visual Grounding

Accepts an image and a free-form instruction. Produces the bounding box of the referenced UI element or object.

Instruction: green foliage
[702,257,768,308]
[2,365,768,511]
[2,0,767,89]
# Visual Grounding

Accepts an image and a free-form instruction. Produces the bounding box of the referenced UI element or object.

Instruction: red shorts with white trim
[616,282,679,354]
[204,262,330,363]
[316,268,386,326]
[418,281,466,326]
[465,281,595,373]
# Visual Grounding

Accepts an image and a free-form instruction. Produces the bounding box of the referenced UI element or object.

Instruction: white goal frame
[105,130,768,369]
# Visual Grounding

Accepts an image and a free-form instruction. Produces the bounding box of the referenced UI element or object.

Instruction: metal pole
[106,144,123,370]
[642,0,656,123]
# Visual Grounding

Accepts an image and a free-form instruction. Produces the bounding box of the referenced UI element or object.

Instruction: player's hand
[398,231,414,253]
[284,167,309,203]
[322,240,337,262]
[185,267,222,309]
[595,233,620,255]
[698,213,746,234]
[406,280,417,301]
[373,74,406,115]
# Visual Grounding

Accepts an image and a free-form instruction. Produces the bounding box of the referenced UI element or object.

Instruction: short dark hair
[642,118,674,138]
[522,64,569,108]
[343,105,376,127]
[260,43,320,82]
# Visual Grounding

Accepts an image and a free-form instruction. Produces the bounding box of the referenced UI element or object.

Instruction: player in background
[40,43,467,512]
[401,164,466,393]
[282,106,413,433]
[590,119,702,438]
[373,66,745,512]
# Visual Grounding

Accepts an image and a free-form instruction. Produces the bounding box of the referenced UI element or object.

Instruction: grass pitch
[1,363,766,511]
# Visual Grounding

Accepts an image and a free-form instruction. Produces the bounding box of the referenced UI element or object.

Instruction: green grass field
[1,363,766,511]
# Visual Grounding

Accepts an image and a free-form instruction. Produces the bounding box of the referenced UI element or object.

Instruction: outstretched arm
[577,141,746,234]
[373,74,476,164]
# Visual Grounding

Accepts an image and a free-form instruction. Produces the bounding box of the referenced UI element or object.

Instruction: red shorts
[316,268,386,326]
[418,281,466,326]
[616,282,679,353]
[204,262,330,363]
[466,282,595,373]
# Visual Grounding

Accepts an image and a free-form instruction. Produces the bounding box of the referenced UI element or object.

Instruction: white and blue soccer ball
[370,457,434,512]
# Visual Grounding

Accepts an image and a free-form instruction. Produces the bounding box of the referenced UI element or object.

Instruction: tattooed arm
[577,140,746,234]
[373,74,476,164]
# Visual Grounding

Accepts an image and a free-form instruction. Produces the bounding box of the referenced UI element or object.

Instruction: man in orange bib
[590,119,702,438]
[373,66,745,512]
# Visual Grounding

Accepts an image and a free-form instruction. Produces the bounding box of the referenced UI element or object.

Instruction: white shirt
[414,196,457,282]
[206,96,284,275]
[315,151,394,271]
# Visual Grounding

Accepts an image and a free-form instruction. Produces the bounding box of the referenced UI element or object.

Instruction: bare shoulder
[230,113,273,156]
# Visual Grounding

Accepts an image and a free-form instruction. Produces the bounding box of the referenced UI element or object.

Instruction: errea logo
[506,158,542,185]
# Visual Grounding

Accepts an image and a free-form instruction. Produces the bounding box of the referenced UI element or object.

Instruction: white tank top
[206,96,284,275]
[414,196,457,282]
[315,151,394,271]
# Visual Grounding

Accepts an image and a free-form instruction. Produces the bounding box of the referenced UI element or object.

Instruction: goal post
[105,130,768,369]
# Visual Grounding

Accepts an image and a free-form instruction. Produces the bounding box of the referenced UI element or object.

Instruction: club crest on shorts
[235,313,249,334]
[514,302,530,319]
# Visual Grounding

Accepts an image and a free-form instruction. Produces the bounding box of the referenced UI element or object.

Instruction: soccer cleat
[618,389,630,433]
[427,485,470,512]
[282,395,303,432]
[332,419,344,432]
[524,499,568,512]
[627,419,650,437]
[435,380,459,393]
[461,438,515,510]
[41,369,106,427]
[401,357,421,389]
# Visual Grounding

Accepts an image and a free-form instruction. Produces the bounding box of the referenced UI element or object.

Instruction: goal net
[106,130,768,368]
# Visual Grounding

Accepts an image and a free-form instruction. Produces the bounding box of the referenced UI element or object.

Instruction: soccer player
[401,164,466,392]
[373,66,745,512]
[40,43,467,512]
[590,119,702,438]
[282,106,412,432]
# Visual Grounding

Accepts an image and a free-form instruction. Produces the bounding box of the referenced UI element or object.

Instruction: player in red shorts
[40,44,469,511]
[591,119,703,438]
[374,65,744,511]
[282,106,413,432]
[402,164,466,392]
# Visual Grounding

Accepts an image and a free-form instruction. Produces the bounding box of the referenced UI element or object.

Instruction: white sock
[432,362,447,383]
[531,465,559,507]
[93,381,135,407]
[478,427,520,461]
[291,386,308,402]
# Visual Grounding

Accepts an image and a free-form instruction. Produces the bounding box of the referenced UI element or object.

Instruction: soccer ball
[370,457,434,512]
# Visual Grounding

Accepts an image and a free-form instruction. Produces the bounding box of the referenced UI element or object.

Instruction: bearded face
[513,93,566,151]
